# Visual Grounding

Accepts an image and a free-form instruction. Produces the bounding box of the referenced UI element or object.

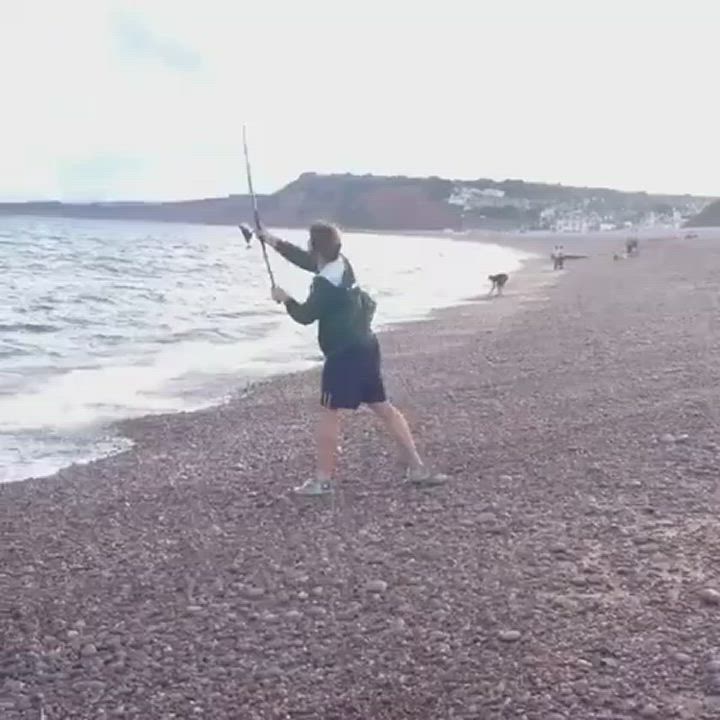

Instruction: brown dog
[488,273,509,296]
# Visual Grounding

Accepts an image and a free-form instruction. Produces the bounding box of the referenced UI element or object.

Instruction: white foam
[0,331,317,432]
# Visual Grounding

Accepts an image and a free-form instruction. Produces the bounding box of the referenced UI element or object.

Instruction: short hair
[309,221,342,262]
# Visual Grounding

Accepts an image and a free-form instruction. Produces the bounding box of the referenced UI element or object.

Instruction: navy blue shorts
[321,335,387,410]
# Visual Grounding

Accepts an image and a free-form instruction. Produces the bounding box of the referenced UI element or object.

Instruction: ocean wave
[0,345,33,358]
[155,327,242,344]
[208,308,275,320]
[74,294,118,305]
[0,322,59,334]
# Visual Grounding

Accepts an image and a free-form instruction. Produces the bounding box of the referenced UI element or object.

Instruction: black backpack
[340,255,376,335]
[357,286,377,333]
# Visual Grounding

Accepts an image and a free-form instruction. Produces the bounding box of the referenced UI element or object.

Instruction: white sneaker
[293,478,333,496]
[405,465,448,486]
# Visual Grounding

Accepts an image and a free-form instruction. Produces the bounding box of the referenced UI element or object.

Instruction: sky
[1,0,718,202]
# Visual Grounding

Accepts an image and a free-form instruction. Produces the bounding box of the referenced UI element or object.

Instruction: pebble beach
[3,233,720,719]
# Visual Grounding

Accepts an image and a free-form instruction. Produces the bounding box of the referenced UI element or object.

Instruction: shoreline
[6,233,720,716]
[2,234,543,487]
[116,246,553,451]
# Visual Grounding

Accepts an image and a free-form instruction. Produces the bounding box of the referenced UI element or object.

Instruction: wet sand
[3,233,720,718]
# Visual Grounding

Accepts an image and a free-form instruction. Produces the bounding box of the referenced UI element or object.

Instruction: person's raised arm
[271,278,327,326]
[257,229,316,273]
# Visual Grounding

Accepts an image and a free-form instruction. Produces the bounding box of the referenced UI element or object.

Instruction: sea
[0,216,534,483]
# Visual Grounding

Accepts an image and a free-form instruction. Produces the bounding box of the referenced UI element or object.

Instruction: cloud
[110,11,203,72]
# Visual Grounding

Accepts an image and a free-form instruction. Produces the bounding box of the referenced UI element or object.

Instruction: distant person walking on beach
[625,238,639,257]
[257,222,446,496]
[552,245,565,270]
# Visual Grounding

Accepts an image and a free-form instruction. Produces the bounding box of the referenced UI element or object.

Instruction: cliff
[0,172,714,232]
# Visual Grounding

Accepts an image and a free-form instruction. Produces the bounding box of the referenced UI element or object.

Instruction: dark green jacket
[274,239,375,357]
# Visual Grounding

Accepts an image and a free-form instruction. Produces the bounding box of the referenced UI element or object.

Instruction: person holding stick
[257,222,447,496]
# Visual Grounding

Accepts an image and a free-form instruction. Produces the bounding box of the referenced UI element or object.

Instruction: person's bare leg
[368,401,423,470]
[317,406,340,480]
[293,407,339,495]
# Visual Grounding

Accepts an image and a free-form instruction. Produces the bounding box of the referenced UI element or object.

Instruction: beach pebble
[4,680,25,694]
[15,695,32,711]
[81,643,98,657]
[74,680,106,694]
[706,659,720,674]
[255,664,282,680]
[364,580,388,593]
[674,652,693,665]
[660,434,676,444]
[709,680,720,698]
[476,512,497,524]
[243,586,265,599]
[639,703,659,717]
[677,700,707,719]
[498,629,522,643]
[549,542,571,556]
[105,635,124,650]
[699,588,720,606]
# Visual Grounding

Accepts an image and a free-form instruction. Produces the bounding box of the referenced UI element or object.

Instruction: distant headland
[0,172,715,232]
